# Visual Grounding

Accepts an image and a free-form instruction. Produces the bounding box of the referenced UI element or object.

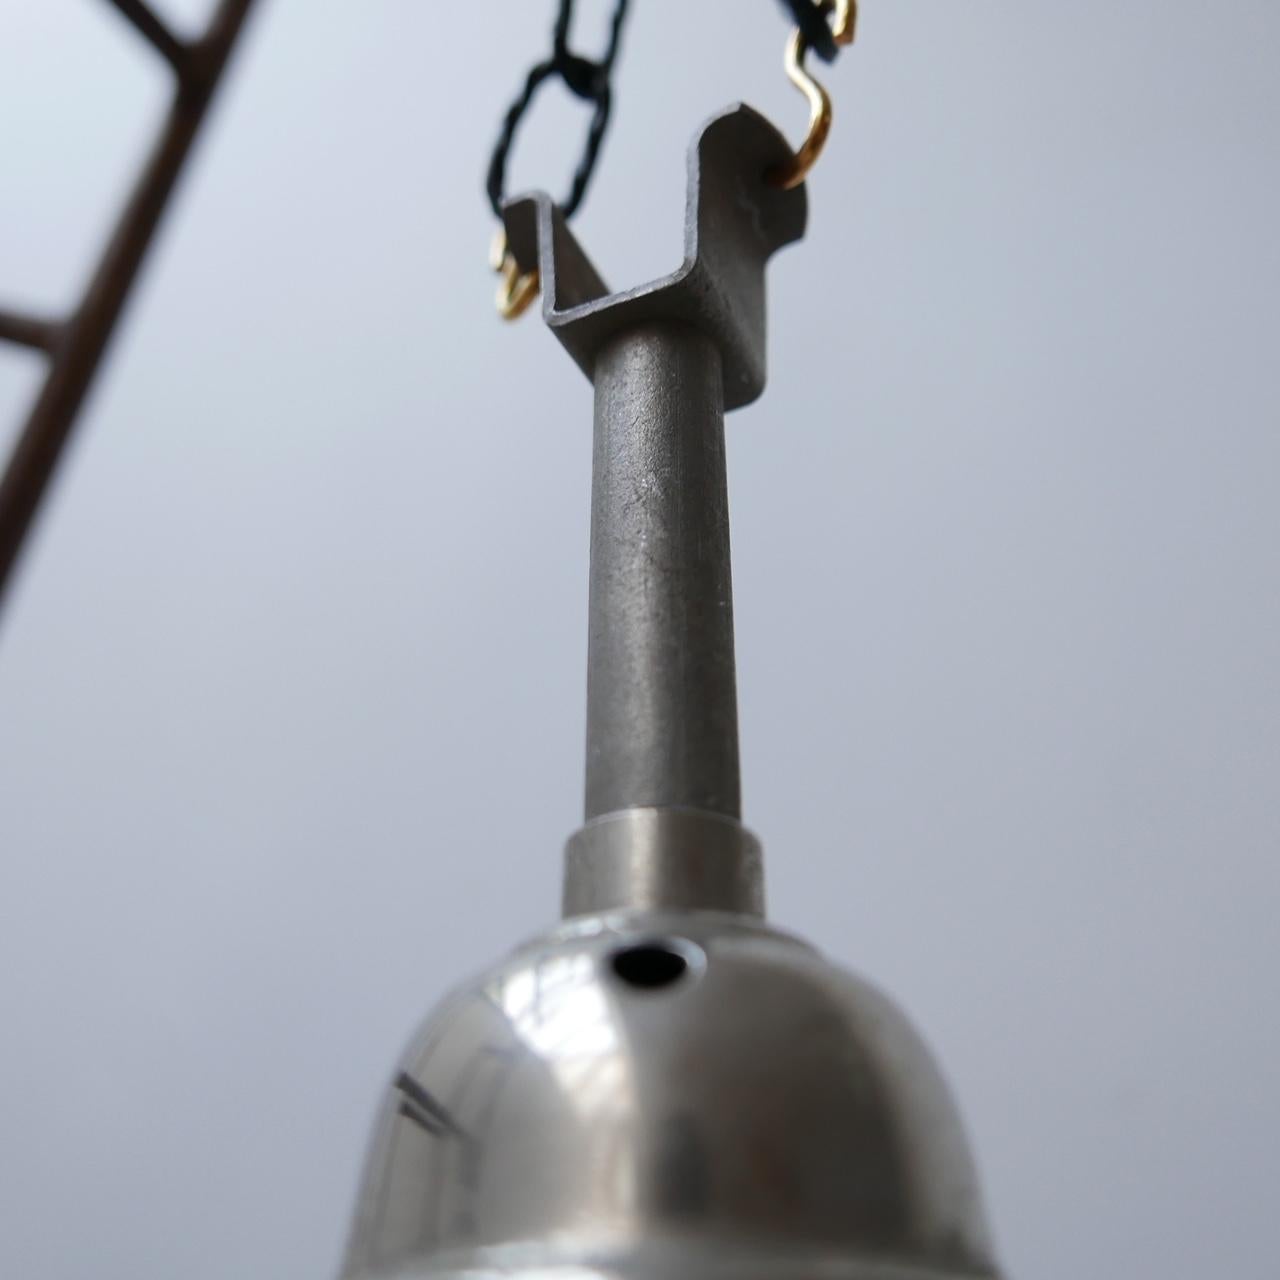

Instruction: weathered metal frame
[0,0,256,612]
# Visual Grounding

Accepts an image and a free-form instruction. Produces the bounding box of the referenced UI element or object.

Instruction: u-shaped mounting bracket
[501,104,808,412]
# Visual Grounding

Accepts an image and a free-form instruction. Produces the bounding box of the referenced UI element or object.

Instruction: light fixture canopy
[341,105,1002,1280]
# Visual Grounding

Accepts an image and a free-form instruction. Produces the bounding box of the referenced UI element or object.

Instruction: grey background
[1,1,1278,1276]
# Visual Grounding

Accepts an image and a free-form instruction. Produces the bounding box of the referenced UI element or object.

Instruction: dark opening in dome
[610,942,691,989]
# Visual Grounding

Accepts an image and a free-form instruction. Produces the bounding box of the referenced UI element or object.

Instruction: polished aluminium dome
[341,907,997,1280]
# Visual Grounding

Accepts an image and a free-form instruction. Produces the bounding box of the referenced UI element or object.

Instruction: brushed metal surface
[564,807,764,918]
[585,325,738,821]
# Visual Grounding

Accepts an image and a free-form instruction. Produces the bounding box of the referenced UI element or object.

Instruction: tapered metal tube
[584,323,740,821]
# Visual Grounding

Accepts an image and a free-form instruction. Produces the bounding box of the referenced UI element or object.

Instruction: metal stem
[585,323,740,821]
[505,106,805,918]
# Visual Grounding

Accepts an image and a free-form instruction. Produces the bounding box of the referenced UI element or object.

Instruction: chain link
[485,0,631,222]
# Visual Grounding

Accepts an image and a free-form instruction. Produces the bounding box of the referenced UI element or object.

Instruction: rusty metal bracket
[0,0,257,614]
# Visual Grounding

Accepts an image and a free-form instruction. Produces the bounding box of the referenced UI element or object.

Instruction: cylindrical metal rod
[105,0,190,77]
[0,0,255,611]
[584,322,740,821]
[0,310,62,355]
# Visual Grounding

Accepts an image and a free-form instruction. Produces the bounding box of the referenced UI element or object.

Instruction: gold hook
[767,0,857,191]
[490,228,540,321]
[831,0,857,45]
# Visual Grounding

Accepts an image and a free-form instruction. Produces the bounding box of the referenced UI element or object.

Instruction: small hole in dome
[610,942,692,990]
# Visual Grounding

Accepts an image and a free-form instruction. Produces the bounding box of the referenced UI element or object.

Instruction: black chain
[485,1,848,221]
[485,0,631,221]
[777,1,842,63]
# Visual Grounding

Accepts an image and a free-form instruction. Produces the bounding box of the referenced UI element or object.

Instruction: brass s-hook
[490,228,540,321]
[490,1,853,313]
[767,0,857,191]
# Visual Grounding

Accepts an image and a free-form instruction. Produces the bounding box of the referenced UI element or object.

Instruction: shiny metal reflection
[341,913,998,1280]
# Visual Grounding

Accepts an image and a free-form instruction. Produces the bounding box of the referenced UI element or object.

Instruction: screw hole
[610,942,691,990]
